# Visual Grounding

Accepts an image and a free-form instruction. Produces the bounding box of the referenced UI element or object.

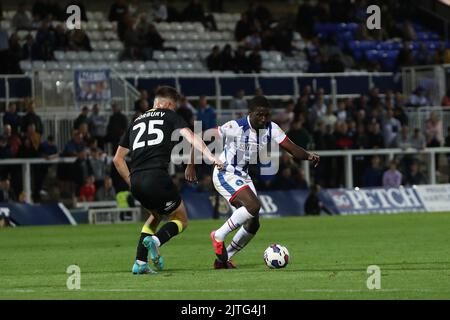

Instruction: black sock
[155,222,180,246]
[136,233,151,262]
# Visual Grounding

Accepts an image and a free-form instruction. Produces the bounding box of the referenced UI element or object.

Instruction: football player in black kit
[113,86,224,274]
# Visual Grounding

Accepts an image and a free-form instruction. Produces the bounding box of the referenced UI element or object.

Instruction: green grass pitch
[0,212,450,300]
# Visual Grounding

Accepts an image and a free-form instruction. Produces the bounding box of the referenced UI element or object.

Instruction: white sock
[136,260,147,265]
[215,207,253,241]
[152,235,161,247]
[227,227,255,259]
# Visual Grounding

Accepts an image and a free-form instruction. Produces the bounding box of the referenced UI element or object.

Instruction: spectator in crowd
[366,122,384,149]
[95,175,116,201]
[134,89,150,112]
[273,166,297,190]
[32,135,58,201]
[382,108,402,147]
[442,89,450,107]
[304,184,331,216]
[242,29,262,51]
[336,101,348,123]
[39,135,58,159]
[21,100,43,135]
[247,48,262,73]
[63,130,85,156]
[235,12,252,42]
[18,136,40,158]
[397,41,415,69]
[74,106,90,130]
[309,90,327,128]
[425,110,443,147]
[287,118,311,149]
[206,45,222,71]
[88,148,106,190]
[182,0,217,31]
[220,44,235,71]
[152,1,168,22]
[403,161,427,186]
[411,128,426,150]
[3,102,21,134]
[106,103,128,153]
[79,175,96,202]
[383,160,402,188]
[274,100,295,132]
[2,124,21,157]
[142,23,165,60]
[408,86,430,107]
[196,96,216,131]
[0,24,9,74]
[294,168,309,190]
[320,104,338,129]
[176,96,195,130]
[0,135,12,159]
[12,2,32,30]
[391,125,412,149]
[0,176,16,203]
[77,122,91,146]
[296,0,315,39]
[73,150,93,195]
[362,155,384,187]
[108,0,128,22]
[25,123,41,153]
[89,104,107,149]
[22,34,39,60]
[229,89,248,109]
[68,29,92,51]
[54,24,69,51]
[234,45,248,73]
[34,20,56,61]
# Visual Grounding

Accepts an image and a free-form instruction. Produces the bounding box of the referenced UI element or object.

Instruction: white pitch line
[2,288,450,294]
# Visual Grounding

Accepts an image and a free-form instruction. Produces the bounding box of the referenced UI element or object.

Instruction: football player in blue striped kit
[186,96,320,268]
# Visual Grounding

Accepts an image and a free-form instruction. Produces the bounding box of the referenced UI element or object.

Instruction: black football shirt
[119,108,188,174]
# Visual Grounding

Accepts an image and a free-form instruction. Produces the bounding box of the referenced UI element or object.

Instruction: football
[263,244,290,269]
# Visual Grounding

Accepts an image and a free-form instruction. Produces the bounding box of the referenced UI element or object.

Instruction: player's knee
[246,200,261,216]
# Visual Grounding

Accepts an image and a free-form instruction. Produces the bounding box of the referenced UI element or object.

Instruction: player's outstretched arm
[185,146,198,183]
[113,146,131,187]
[280,137,320,167]
[180,128,224,170]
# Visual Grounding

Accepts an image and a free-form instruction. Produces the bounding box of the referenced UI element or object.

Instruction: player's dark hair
[155,86,181,104]
[248,95,271,112]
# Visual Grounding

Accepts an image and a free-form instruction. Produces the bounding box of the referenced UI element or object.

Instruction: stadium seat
[54,51,65,61]
[19,60,32,71]
[144,61,158,71]
[65,51,79,61]
[78,51,91,61]
[104,51,119,61]
[91,51,104,61]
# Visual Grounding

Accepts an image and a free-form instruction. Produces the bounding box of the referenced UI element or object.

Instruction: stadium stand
[1,0,450,209]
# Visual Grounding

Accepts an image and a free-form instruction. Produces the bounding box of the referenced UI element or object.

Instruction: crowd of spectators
[3,84,450,205]
[2,0,450,75]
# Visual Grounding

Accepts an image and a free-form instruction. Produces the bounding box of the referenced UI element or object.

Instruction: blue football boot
[131,261,157,275]
[142,236,165,271]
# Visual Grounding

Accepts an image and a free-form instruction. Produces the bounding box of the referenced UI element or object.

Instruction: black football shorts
[130,169,181,215]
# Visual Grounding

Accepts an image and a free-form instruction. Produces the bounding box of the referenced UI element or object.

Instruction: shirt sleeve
[118,125,131,149]
[217,120,238,138]
[270,122,288,144]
